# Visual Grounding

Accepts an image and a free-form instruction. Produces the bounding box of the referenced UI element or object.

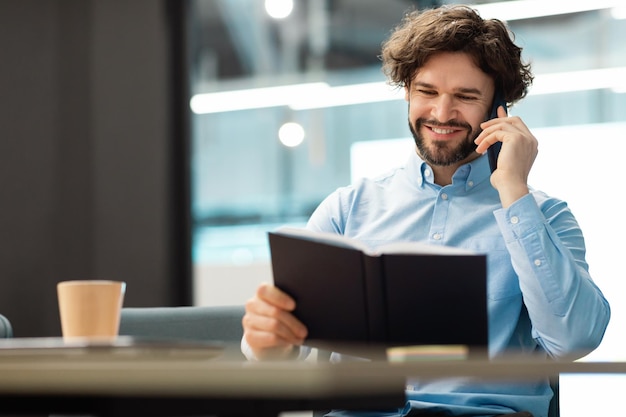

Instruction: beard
[409,117,480,166]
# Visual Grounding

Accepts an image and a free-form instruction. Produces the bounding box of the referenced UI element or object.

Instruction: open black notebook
[268,227,488,356]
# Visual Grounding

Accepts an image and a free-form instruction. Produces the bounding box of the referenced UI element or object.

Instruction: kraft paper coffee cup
[57,280,126,340]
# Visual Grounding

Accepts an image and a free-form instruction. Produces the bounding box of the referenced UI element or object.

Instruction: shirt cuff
[493,193,544,242]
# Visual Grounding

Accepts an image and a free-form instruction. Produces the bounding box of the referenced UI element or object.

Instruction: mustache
[416,118,473,131]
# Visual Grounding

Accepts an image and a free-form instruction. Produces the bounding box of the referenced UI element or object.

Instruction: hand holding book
[268,227,488,357]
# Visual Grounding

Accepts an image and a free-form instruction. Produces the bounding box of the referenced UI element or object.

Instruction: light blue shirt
[304,151,610,417]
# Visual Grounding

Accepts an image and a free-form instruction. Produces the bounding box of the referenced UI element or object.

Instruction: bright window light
[611,5,626,19]
[529,67,626,95]
[265,0,294,19]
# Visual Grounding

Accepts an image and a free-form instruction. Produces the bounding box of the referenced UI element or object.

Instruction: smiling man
[241,5,610,417]
[406,52,492,179]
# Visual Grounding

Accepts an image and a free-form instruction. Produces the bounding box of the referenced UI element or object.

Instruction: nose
[431,94,457,122]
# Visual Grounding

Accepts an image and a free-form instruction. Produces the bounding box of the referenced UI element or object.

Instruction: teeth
[432,127,455,134]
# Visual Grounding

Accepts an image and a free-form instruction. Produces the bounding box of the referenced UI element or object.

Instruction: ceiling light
[288,82,404,110]
[278,122,305,147]
[190,83,327,114]
[265,0,294,19]
[189,67,626,114]
[472,0,621,21]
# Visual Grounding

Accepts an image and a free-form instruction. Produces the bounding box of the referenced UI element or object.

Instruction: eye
[417,89,437,96]
[457,94,478,101]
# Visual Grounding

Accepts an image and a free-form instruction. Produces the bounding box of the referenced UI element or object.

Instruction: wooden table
[0,340,624,417]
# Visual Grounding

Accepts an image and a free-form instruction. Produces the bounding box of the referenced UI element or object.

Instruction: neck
[431,165,456,186]
[426,152,481,186]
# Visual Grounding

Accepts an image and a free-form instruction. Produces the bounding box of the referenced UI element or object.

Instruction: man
[241,5,610,417]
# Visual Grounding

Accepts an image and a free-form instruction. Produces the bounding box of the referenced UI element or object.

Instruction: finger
[480,114,507,131]
[257,282,296,311]
[242,307,307,348]
[244,330,296,360]
[480,109,519,131]
[244,293,308,340]
[246,297,307,336]
[478,117,535,150]
[244,327,291,349]
[245,311,307,343]
[474,124,509,153]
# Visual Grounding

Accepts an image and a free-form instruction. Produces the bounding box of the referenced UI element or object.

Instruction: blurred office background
[188,2,626,413]
[189,0,625,353]
[1,1,625,411]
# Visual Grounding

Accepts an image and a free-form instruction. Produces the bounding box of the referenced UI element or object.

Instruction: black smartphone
[487,90,507,173]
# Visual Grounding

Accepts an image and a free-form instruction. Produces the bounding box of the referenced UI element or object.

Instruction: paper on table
[387,345,469,362]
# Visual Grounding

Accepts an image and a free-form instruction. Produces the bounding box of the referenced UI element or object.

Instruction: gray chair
[0,314,12,338]
[119,305,246,360]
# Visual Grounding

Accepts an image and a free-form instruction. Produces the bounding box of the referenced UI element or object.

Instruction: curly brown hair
[381,5,533,105]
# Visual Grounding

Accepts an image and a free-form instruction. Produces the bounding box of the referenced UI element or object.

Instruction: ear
[404,85,410,102]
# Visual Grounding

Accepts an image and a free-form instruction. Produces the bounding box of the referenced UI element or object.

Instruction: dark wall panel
[0,0,188,337]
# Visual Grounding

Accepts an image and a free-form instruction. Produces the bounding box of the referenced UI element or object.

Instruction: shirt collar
[405,150,492,190]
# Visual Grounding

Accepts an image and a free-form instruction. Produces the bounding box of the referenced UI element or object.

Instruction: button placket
[428,189,450,244]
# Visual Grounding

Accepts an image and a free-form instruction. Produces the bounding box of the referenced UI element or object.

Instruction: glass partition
[187,2,626,375]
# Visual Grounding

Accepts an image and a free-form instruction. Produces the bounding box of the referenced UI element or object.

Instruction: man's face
[405,52,495,167]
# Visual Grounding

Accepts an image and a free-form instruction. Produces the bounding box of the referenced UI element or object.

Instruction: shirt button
[441,193,448,200]
[433,233,442,240]
[534,259,542,266]
[510,216,519,224]
[468,181,474,187]
[424,169,432,177]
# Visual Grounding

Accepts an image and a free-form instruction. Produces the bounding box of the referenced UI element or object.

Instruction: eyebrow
[412,82,483,96]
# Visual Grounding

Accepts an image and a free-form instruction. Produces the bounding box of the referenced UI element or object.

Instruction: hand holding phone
[487,91,507,173]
